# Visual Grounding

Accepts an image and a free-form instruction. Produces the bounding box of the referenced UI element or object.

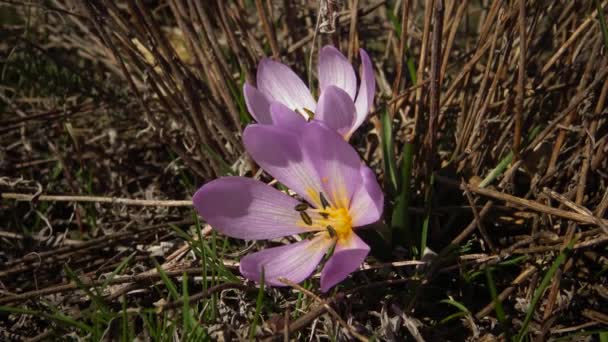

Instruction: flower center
[313,206,353,241]
[295,193,353,242]
[295,189,355,243]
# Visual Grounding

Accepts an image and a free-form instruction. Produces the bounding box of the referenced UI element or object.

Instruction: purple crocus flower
[243,45,375,139]
[192,120,383,292]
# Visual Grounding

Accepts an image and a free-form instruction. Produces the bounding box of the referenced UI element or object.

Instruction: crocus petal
[193,177,320,240]
[240,235,332,286]
[243,84,273,124]
[353,49,375,132]
[299,121,363,209]
[318,46,357,99]
[243,124,324,206]
[257,58,316,114]
[320,233,370,292]
[315,86,356,137]
[349,165,384,227]
[245,122,370,210]
[269,102,307,131]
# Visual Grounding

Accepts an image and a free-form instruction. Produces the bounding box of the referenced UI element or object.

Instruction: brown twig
[156,282,251,313]
[347,0,360,62]
[1,192,192,206]
[278,277,369,342]
[513,0,526,160]
[0,266,208,305]
[255,0,280,59]
[436,176,608,228]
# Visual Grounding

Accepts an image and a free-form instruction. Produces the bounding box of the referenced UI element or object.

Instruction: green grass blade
[479,125,541,188]
[391,142,414,247]
[552,329,608,341]
[49,312,95,334]
[479,151,514,188]
[516,239,575,341]
[171,222,238,283]
[381,109,398,195]
[182,273,191,333]
[121,295,130,342]
[200,144,233,176]
[485,267,507,333]
[249,267,265,341]
[420,174,435,257]
[386,7,418,84]
[439,311,468,324]
[439,297,471,324]
[466,255,528,282]
[0,306,93,333]
[63,265,110,315]
[153,260,180,300]
[441,298,470,314]
[102,252,135,289]
[234,69,252,125]
[0,306,37,315]
[595,0,608,50]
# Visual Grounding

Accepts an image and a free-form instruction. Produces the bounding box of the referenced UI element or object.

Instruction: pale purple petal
[243,84,273,124]
[320,233,370,292]
[243,124,324,206]
[240,235,332,286]
[257,58,316,114]
[299,121,363,209]
[353,49,375,132]
[318,46,357,99]
[349,165,384,227]
[269,102,307,131]
[245,122,373,211]
[193,177,320,240]
[315,86,356,137]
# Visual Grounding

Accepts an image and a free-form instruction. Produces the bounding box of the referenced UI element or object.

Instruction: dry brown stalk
[461,179,496,252]
[347,0,360,62]
[1,192,193,207]
[156,282,251,313]
[513,0,526,160]
[0,266,207,306]
[541,1,607,75]
[390,0,410,108]
[412,0,434,143]
[278,277,369,342]
[255,0,280,59]
[423,0,443,180]
[436,176,608,228]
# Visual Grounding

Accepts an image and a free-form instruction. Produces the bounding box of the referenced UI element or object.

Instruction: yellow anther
[313,207,352,241]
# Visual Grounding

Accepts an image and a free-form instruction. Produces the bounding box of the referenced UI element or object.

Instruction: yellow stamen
[310,206,352,242]
[298,187,353,242]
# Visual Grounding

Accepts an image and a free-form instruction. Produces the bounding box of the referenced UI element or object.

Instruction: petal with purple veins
[315,86,356,138]
[243,124,324,207]
[349,165,384,227]
[269,102,308,132]
[193,177,321,240]
[244,122,372,212]
[299,122,363,209]
[320,233,370,292]
[257,58,316,114]
[318,46,357,99]
[353,49,376,131]
[243,83,273,124]
[240,234,333,286]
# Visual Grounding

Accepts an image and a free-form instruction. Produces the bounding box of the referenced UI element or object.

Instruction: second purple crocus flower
[193,120,383,291]
[243,45,375,140]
